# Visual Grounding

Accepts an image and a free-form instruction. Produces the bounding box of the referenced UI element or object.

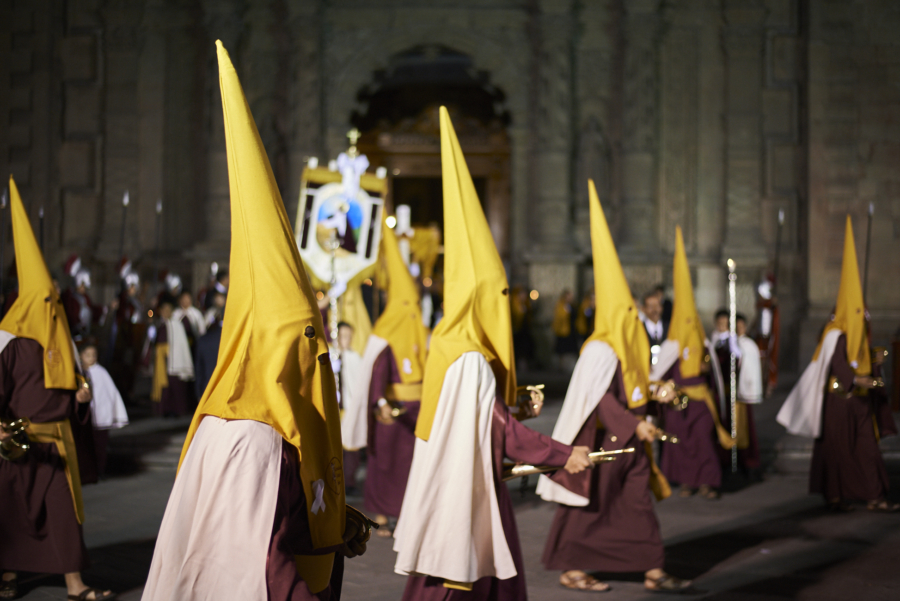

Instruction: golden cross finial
[347,128,361,158]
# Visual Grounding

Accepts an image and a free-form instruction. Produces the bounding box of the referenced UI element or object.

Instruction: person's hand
[375,402,395,425]
[564,446,592,474]
[635,420,659,443]
[75,388,92,404]
[0,425,11,443]
[853,376,881,389]
[529,388,544,417]
[652,381,677,404]
[341,519,367,558]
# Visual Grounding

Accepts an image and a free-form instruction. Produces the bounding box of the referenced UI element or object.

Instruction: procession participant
[754,275,779,397]
[193,305,223,400]
[80,340,128,478]
[777,216,898,512]
[552,290,578,369]
[336,321,365,496]
[107,259,143,399]
[393,107,591,601]
[149,296,194,417]
[61,255,104,337]
[655,227,732,500]
[172,288,207,343]
[360,218,429,535]
[574,287,595,341]
[0,176,114,601]
[711,311,763,475]
[510,286,535,373]
[202,268,228,310]
[538,181,689,594]
[141,41,369,601]
[642,290,669,367]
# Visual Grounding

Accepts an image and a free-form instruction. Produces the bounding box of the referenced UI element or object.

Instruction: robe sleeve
[496,399,572,467]
[595,371,640,445]
[829,335,855,392]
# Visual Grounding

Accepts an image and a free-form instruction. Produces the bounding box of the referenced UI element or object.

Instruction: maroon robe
[659,362,722,489]
[267,439,345,601]
[155,324,193,417]
[363,346,420,518]
[542,364,665,574]
[0,338,95,574]
[810,335,892,502]
[402,396,573,601]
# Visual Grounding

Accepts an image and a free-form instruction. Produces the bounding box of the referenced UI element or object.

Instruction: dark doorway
[391,176,487,231]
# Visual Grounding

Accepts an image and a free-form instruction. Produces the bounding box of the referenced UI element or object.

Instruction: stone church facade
[1,0,899,368]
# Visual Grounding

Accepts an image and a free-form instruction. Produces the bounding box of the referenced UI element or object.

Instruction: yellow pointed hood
[582,180,649,408]
[180,41,344,550]
[814,215,870,375]
[666,226,707,378]
[0,177,77,390]
[416,107,516,440]
[372,216,428,384]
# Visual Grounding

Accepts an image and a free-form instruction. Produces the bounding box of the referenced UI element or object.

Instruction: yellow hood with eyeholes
[372,217,428,385]
[415,107,516,441]
[0,176,77,390]
[667,226,708,378]
[179,41,345,553]
[814,215,870,376]
[581,179,649,409]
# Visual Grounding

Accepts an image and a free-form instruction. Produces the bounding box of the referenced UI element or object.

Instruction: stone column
[619,0,661,257]
[721,1,767,265]
[187,0,244,290]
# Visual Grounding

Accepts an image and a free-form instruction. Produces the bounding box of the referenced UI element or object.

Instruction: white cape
[737,335,763,404]
[536,341,618,507]
[776,329,842,438]
[649,339,680,381]
[87,363,129,429]
[393,352,515,583]
[173,306,208,337]
[142,416,282,601]
[342,335,388,451]
[165,318,194,381]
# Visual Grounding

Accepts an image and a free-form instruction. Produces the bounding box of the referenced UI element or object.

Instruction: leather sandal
[644,574,692,594]
[68,588,117,601]
[560,571,611,592]
[867,500,900,513]
[0,574,17,600]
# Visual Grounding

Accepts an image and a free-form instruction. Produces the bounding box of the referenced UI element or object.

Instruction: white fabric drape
[536,340,619,507]
[87,363,128,429]
[776,329,842,438]
[173,306,208,337]
[165,318,194,381]
[341,335,388,451]
[141,417,282,601]
[393,352,515,583]
[737,335,763,404]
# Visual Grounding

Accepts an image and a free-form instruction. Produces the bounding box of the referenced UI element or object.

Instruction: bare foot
[560,570,610,592]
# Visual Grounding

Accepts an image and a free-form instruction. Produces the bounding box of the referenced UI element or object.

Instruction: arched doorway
[352,45,512,257]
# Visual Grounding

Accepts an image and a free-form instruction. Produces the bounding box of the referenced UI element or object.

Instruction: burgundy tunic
[267,440,345,601]
[0,338,94,574]
[542,364,665,573]
[363,347,420,518]
[402,396,573,601]
[809,335,890,502]
[659,362,722,489]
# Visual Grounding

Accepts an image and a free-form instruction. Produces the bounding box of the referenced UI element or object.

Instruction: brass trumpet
[0,417,31,461]
[501,447,635,482]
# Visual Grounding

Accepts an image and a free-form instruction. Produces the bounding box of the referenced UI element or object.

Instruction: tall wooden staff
[727,258,738,473]
[118,191,130,261]
[153,200,162,290]
[863,202,873,302]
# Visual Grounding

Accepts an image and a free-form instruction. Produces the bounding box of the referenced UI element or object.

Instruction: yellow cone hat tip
[416,107,516,440]
[583,179,649,408]
[814,215,870,375]
[0,176,77,390]
[182,41,344,554]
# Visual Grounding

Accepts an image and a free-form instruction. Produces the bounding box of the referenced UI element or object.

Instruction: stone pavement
[11,388,900,601]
